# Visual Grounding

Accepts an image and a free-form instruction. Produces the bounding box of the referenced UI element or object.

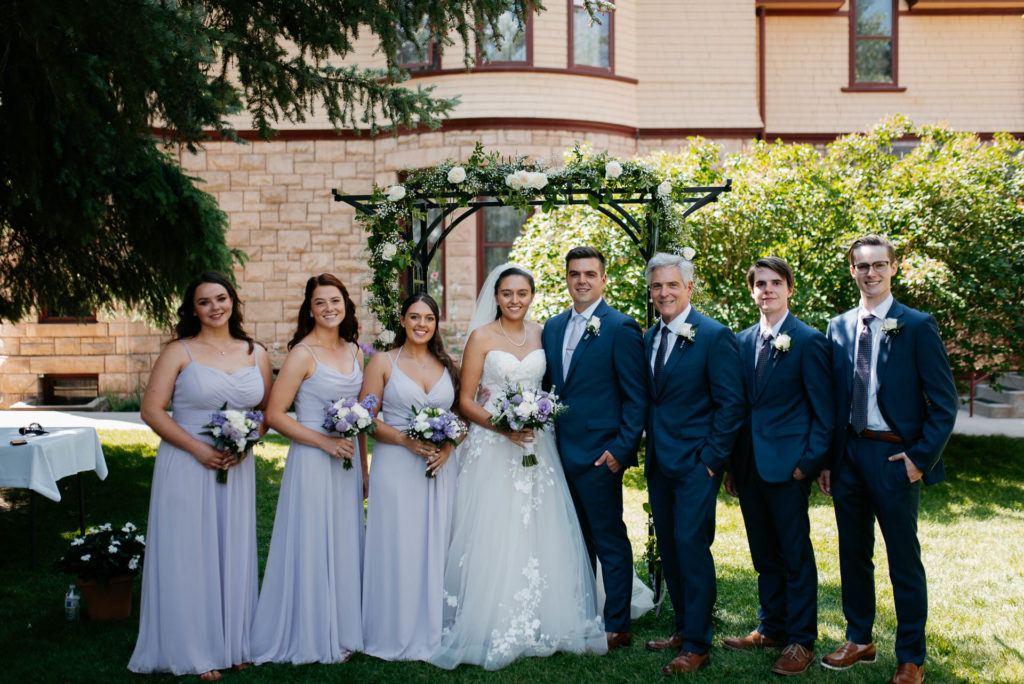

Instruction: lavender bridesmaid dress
[251,342,365,663]
[129,342,264,675]
[361,348,456,660]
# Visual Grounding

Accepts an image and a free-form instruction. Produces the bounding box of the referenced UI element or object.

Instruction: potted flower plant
[59,522,145,620]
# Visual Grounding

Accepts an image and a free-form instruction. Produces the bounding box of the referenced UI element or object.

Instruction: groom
[542,246,648,650]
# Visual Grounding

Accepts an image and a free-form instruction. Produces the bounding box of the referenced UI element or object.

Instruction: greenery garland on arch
[357,143,701,348]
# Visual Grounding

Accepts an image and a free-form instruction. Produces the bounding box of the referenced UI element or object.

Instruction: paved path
[2,409,1022,437]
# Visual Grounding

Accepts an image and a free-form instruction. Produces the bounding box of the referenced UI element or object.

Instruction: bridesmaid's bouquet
[403,405,466,478]
[490,382,567,467]
[322,394,379,470]
[201,404,264,484]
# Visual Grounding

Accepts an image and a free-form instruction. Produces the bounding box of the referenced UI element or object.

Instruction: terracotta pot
[76,574,135,621]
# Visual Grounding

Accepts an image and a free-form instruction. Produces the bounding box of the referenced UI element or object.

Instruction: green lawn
[1,432,1021,683]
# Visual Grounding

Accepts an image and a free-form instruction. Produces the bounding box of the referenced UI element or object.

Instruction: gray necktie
[563,315,585,380]
[851,313,874,434]
[754,330,772,389]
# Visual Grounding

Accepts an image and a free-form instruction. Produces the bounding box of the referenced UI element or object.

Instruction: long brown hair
[287,274,359,350]
[394,293,460,406]
[173,271,255,353]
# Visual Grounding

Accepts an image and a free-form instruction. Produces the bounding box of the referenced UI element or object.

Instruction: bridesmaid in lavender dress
[251,274,367,664]
[360,293,460,661]
[129,272,273,681]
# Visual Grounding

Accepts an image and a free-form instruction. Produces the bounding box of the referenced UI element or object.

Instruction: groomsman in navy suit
[818,235,957,684]
[722,256,834,676]
[641,252,745,674]
[541,246,648,650]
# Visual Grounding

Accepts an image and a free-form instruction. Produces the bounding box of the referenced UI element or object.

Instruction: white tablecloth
[0,427,107,501]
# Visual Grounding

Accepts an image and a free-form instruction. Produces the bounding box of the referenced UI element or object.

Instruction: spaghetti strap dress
[129,341,265,675]
[251,342,365,663]
[361,349,456,661]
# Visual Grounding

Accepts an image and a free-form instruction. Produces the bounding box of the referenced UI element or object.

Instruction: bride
[429,264,608,670]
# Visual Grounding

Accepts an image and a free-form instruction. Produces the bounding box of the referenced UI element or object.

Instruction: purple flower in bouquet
[403,405,466,478]
[490,381,568,467]
[323,394,379,469]
[200,403,264,484]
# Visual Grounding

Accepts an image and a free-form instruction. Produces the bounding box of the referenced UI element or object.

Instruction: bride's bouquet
[200,404,264,484]
[489,381,567,467]
[322,394,379,469]
[403,405,466,478]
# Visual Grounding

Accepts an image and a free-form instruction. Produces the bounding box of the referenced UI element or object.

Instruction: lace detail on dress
[430,347,607,670]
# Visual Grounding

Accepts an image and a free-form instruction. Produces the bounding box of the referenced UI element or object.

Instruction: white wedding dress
[429,349,608,670]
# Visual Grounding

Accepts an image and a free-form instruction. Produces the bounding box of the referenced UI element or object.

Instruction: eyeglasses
[853,260,891,275]
[18,423,48,436]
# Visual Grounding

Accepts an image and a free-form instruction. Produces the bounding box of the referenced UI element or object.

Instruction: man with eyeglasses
[818,235,957,684]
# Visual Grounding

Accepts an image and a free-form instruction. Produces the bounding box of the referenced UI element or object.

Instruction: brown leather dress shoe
[771,644,815,676]
[662,651,710,674]
[646,631,683,652]
[821,641,876,671]
[606,632,632,651]
[891,662,924,684]
[722,629,785,651]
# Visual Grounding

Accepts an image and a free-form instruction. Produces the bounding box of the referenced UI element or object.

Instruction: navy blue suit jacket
[826,299,958,485]
[644,309,745,479]
[731,312,835,484]
[542,300,648,475]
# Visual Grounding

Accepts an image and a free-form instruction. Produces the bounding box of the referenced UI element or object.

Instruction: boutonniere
[881,317,903,337]
[773,331,792,353]
[676,322,697,343]
[585,316,601,337]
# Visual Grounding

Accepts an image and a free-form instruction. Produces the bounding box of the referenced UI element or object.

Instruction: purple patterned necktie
[754,330,772,389]
[851,313,874,434]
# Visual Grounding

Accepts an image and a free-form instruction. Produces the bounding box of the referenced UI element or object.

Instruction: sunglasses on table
[18,423,48,436]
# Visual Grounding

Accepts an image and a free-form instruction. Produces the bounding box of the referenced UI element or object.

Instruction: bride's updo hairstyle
[395,293,460,406]
[492,267,535,320]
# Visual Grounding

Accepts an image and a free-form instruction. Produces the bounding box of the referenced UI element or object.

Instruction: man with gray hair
[641,252,745,674]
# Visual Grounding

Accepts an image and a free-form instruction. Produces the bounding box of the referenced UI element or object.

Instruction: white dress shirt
[650,304,693,371]
[562,298,603,364]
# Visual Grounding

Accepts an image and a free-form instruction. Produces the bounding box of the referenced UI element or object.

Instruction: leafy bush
[512,117,1024,379]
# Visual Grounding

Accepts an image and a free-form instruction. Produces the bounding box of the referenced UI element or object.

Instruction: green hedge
[511,116,1024,380]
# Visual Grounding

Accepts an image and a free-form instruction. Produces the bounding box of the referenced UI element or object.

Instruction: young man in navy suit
[541,246,648,651]
[818,235,957,684]
[641,252,745,674]
[723,256,835,676]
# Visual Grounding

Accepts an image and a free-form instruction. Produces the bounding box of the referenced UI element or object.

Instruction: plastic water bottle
[64,584,80,622]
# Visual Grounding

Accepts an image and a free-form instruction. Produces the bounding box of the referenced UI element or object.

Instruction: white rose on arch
[681,247,696,261]
[386,185,406,202]
[447,166,467,184]
[605,161,623,179]
[526,171,548,190]
[505,172,523,191]
[381,242,398,261]
[376,329,396,346]
[657,180,673,197]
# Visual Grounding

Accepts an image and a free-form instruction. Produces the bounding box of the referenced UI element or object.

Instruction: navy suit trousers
[647,463,721,655]
[736,470,817,648]
[565,464,633,634]
[833,437,927,665]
